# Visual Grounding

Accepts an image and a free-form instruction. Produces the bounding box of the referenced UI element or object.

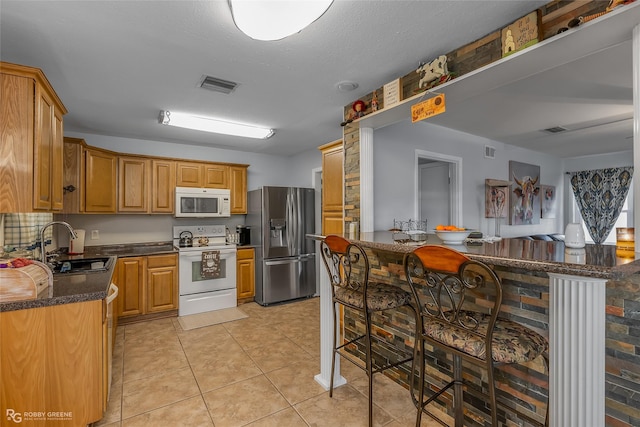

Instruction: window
[572,181,633,244]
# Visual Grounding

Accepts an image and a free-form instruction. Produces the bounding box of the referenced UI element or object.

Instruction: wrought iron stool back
[321,235,416,427]
[404,245,548,427]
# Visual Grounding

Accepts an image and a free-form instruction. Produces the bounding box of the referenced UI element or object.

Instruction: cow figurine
[512,173,540,224]
[416,55,448,89]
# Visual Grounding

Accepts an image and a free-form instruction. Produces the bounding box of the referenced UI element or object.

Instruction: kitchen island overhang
[308,232,640,427]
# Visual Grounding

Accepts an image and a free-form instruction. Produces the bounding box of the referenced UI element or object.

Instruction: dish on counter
[433,229,473,244]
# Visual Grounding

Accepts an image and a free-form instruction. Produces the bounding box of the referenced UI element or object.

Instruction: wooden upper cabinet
[151,159,175,213]
[204,164,229,188]
[62,138,82,213]
[176,161,202,187]
[230,166,247,214]
[177,161,230,189]
[118,156,149,212]
[84,148,117,213]
[62,138,247,216]
[51,108,64,210]
[0,62,67,213]
[319,140,344,235]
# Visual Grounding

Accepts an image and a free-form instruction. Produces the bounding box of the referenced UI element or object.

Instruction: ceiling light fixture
[228,0,333,41]
[336,81,359,92]
[159,110,275,139]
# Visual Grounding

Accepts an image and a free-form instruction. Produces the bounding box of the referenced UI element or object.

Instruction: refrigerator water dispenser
[269,218,287,248]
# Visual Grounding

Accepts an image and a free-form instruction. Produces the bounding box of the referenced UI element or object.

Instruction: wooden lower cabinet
[115,253,178,321]
[147,254,179,313]
[115,256,145,317]
[236,247,255,302]
[0,300,103,426]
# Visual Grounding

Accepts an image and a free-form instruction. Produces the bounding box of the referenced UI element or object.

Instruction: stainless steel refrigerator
[247,186,316,306]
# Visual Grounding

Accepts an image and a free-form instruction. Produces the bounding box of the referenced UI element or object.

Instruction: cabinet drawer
[147,254,177,268]
[237,248,254,260]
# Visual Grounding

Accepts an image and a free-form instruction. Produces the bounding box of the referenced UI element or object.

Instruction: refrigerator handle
[286,189,295,254]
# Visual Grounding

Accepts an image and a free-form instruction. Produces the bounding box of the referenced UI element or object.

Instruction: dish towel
[201,250,221,278]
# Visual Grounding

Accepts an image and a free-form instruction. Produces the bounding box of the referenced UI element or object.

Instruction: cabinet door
[236,248,255,300]
[230,166,247,214]
[320,141,344,234]
[84,148,117,213]
[51,107,64,210]
[46,301,102,424]
[115,257,145,317]
[0,72,34,212]
[33,86,54,210]
[204,164,229,188]
[118,156,149,212]
[176,161,202,187]
[0,307,47,426]
[323,211,344,235]
[146,254,178,313]
[151,159,176,213]
[322,143,343,212]
[62,138,82,213]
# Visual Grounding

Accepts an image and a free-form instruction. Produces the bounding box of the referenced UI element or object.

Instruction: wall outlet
[91,230,99,240]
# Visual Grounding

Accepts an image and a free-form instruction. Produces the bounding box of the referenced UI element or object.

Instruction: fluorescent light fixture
[159,110,274,139]
[228,0,333,41]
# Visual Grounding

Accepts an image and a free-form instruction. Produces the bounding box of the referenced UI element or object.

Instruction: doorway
[415,150,462,228]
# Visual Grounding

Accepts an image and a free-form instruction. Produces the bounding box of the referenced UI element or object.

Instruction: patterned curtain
[570,167,633,244]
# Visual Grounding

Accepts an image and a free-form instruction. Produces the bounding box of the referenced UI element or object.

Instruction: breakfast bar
[309,232,640,426]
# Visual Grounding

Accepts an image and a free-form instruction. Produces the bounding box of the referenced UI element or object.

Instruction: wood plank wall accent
[605,274,640,426]
[342,122,360,232]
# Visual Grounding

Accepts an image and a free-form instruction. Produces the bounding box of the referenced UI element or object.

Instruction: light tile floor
[95,297,445,427]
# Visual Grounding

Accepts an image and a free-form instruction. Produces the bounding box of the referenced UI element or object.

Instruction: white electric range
[172,225,237,316]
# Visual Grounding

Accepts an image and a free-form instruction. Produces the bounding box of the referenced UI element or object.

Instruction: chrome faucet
[40,221,77,265]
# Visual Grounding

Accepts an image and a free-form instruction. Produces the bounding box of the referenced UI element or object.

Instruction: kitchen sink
[51,256,115,274]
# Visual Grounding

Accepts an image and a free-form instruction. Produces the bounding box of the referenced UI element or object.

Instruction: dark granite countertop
[0,242,178,313]
[0,255,117,313]
[70,241,177,257]
[307,231,640,280]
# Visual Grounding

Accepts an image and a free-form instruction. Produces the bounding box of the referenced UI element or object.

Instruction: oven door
[179,248,237,295]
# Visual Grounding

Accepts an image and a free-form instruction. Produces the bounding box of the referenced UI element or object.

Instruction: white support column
[360,126,374,232]
[633,24,640,248]
[548,273,606,427]
[315,245,346,390]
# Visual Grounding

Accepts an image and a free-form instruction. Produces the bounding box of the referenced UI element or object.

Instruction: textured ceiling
[1,0,633,158]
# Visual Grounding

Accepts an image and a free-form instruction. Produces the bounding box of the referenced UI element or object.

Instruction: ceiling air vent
[198,75,238,94]
[484,145,496,159]
[543,126,568,134]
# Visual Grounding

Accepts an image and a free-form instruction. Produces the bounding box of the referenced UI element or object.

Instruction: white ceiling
[0,0,634,158]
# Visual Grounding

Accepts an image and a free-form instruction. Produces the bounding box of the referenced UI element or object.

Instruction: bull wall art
[509,161,541,225]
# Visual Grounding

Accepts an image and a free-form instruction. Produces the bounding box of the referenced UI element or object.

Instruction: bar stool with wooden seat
[404,245,548,427]
[320,235,417,427]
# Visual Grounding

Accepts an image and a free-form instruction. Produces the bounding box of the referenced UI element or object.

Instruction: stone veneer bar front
[309,232,640,427]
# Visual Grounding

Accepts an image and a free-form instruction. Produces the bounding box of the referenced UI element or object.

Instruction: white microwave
[175,187,231,217]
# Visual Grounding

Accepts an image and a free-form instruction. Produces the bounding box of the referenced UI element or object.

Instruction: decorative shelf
[357,3,640,137]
